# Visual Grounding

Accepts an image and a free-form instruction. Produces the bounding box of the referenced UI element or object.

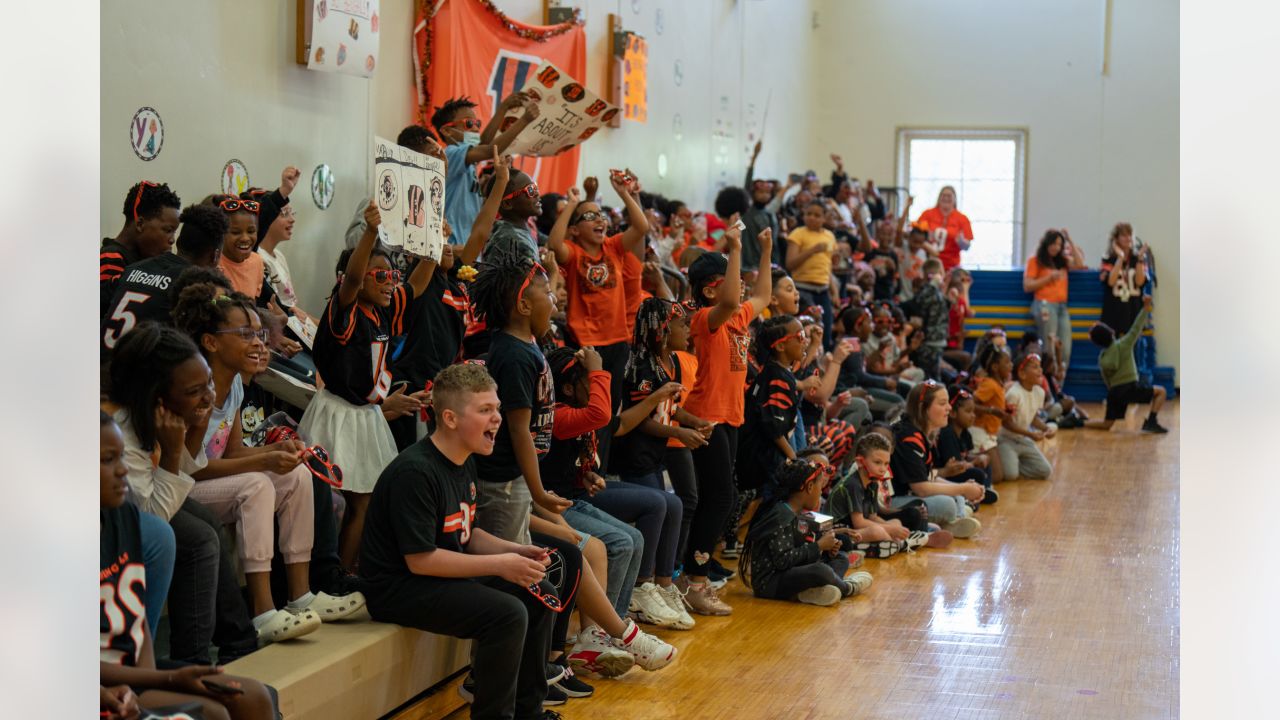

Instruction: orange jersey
[683,302,757,426]
[563,234,632,345]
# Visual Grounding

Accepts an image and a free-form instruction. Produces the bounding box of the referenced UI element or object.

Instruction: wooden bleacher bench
[224,610,470,719]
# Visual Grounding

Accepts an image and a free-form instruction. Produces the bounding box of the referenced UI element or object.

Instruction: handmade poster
[622,34,647,123]
[307,0,380,78]
[373,136,444,261]
[503,63,620,158]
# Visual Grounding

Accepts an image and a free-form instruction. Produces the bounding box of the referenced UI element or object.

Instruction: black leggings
[663,446,698,563]
[529,531,584,655]
[947,466,992,489]
[684,424,738,574]
[757,554,851,600]
[595,341,631,473]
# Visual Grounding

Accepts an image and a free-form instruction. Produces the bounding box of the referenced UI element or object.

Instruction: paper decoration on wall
[673,59,684,87]
[655,8,665,35]
[221,159,250,196]
[503,64,620,158]
[311,164,335,209]
[130,107,164,161]
[307,0,380,78]
[373,136,444,261]
[622,34,648,123]
[672,113,683,141]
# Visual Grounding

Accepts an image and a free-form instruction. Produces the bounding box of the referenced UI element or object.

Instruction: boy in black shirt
[361,364,559,720]
[101,181,182,317]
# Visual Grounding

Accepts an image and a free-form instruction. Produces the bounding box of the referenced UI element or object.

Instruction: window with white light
[895,128,1027,269]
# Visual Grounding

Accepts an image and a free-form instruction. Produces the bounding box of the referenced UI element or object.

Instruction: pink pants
[188,465,314,573]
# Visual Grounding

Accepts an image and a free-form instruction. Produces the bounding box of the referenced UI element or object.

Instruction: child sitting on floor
[826,432,938,558]
[934,386,998,504]
[999,353,1055,481]
[741,459,873,606]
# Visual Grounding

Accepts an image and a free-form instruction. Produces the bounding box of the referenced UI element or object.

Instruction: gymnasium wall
[806,0,1179,375]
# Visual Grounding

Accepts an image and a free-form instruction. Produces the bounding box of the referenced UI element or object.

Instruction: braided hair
[122,181,181,221]
[625,297,679,388]
[171,283,257,358]
[740,458,826,591]
[471,244,543,331]
[752,315,797,364]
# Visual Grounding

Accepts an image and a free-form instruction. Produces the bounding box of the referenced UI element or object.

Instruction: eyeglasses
[770,328,807,349]
[218,198,260,214]
[302,445,344,489]
[215,326,269,343]
[660,301,686,332]
[366,268,403,284]
[572,210,606,224]
[132,180,158,221]
[503,183,539,202]
[444,117,483,131]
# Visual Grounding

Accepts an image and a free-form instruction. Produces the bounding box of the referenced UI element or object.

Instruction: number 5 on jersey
[103,291,151,350]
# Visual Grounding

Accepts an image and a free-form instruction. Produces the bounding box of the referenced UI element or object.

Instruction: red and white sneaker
[567,626,635,679]
[612,618,677,671]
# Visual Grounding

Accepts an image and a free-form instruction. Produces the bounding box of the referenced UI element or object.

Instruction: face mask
[461,131,481,146]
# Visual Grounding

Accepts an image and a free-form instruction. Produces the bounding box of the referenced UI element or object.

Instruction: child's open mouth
[483,429,496,444]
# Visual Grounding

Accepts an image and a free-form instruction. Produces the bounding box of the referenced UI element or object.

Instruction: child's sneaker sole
[797,585,843,606]
[945,516,982,538]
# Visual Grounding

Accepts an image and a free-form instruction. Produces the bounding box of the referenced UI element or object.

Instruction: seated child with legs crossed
[998,353,1055,481]
[934,386,999,505]
[740,458,873,606]
[827,432,940,558]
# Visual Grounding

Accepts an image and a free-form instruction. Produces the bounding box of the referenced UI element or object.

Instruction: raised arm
[748,228,774,315]
[480,91,528,145]
[545,187,581,267]
[705,219,744,332]
[340,200,381,307]
[614,170,650,259]
[460,149,510,267]
[465,98,541,165]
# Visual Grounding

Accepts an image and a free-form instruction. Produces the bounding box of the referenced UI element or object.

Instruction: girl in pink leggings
[174,283,365,646]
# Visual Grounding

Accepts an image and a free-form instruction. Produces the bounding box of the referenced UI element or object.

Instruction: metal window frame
[894,127,1029,268]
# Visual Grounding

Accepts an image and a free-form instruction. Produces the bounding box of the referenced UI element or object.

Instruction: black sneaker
[982,487,999,505]
[552,659,594,698]
[545,662,567,686]
[1141,417,1169,434]
[706,558,736,581]
[542,684,568,707]
[457,675,475,704]
[538,712,565,720]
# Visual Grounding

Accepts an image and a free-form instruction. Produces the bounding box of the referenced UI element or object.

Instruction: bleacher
[963,269,1177,402]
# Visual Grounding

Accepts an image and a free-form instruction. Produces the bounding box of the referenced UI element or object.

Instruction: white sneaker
[904,531,931,550]
[656,584,696,630]
[630,582,682,628]
[613,618,677,671]
[845,571,874,595]
[567,626,635,679]
[257,608,320,645]
[945,516,982,538]
[796,585,842,606]
[292,591,366,622]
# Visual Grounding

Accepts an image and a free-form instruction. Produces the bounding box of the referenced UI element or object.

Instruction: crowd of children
[99,119,1168,718]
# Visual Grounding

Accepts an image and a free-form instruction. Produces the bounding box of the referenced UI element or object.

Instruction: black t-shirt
[100,503,146,666]
[795,360,824,430]
[540,413,619,498]
[889,420,934,497]
[738,361,799,489]
[313,284,415,406]
[100,238,142,318]
[865,248,899,301]
[100,253,192,356]
[390,268,469,392]
[359,438,479,587]
[474,330,555,483]
[612,355,682,476]
[826,474,877,524]
[934,425,973,466]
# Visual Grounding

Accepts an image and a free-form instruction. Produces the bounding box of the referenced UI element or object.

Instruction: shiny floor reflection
[436,402,1179,720]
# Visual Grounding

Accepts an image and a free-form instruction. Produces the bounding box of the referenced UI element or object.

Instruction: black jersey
[738,360,800,490]
[474,330,555,483]
[100,253,191,355]
[313,284,415,406]
[612,354,681,476]
[100,503,146,666]
[390,269,469,392]
[100,238,142,318]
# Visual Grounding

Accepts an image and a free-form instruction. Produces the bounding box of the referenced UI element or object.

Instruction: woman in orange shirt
[1022,229,1085,373]
[916,186,973,271]
[677,222,773,616]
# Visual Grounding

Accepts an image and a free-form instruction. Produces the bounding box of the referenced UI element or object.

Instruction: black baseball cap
[687,251,729,289]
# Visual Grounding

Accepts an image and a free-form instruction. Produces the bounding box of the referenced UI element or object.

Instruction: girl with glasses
[173,285,366,644]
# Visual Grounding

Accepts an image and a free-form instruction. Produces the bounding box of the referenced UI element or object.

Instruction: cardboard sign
[373,136,445,261]
[504,63,619,158]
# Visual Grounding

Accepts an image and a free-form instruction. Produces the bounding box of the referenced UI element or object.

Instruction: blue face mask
[462,131,481,146]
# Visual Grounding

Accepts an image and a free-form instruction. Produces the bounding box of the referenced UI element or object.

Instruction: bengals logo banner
[504,63,620,158]
[414,0,590,194]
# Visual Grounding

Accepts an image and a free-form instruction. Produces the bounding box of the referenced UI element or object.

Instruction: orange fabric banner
[414,0,587,194]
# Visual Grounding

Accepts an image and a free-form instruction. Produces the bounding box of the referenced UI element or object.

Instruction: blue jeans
[564,500,642,618]
[1031,299,1073,370]
[138,510,175,636]
[889,494,966,525]
[586,481,682,581]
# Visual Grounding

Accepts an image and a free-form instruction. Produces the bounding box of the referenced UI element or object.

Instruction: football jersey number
[103,291,152,349]
[367,340,393,403]
[100,564,146,665]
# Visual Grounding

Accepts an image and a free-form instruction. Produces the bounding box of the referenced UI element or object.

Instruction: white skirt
[297,388,398,494]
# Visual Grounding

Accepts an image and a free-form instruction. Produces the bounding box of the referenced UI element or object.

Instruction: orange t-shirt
[973,376,1006,436]
[1025,257,1068,303]
[563,234,631,346]
[666,350,700,448]
[218,253,265,300]
[683,301,757,426]
[917,207,974,270]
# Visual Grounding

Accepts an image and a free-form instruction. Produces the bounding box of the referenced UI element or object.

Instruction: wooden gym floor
[408,401,1179,720]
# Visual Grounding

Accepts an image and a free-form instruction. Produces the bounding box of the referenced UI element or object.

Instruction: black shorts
[1105,381,1155,420]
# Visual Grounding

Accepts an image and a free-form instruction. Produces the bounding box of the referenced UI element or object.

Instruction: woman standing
[916,186,974,271]
[1023,228,1085,371]
[1099,222,1150,334]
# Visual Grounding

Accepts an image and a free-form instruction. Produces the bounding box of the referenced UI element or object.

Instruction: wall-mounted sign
[311,164,335,209]
[130,107,164,161]
[221,159,250,196]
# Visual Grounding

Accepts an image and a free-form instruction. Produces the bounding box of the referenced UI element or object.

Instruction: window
[895,128,1027,269]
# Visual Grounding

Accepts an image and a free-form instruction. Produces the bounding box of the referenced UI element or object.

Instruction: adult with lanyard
[915,186,974,271]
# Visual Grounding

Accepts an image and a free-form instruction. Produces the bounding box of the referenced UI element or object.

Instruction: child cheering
[1088,294,1168,433]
